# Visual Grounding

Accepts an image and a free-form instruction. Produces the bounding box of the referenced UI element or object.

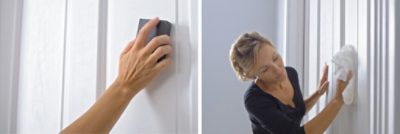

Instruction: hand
[336,71,353,95]
[317,64,329,95]
[114,17,173,94]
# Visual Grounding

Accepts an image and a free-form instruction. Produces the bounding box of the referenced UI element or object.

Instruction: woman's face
[252,44,286,83]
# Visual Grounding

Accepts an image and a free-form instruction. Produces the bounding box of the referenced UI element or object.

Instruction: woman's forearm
[304,89,322,113]
[304,94,344,134]
[60,82,139,134]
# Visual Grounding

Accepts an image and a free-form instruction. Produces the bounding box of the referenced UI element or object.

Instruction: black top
[244,67,306,134]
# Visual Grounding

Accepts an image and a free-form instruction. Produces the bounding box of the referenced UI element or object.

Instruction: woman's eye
[273,56,279,61]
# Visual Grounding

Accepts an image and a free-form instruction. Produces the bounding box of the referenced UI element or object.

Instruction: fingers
[347,71,353,81]
[154,56,173,72]
[323,63,329,77]
[121,39,136,55]
[337,70,353,90]
[144,35,171,55]
[319,81,329,94]
[319,63,329,87]
[149,44,173,64]
[321,63,329,80]
[133,17,160,51]
[321,81,329,89]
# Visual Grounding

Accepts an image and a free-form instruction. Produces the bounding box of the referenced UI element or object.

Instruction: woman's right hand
[113,17,173,95]
[335,71,353,100]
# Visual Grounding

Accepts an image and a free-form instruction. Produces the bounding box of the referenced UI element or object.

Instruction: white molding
[176,0,198,133]
[394,0,400,133]
[97,0,107,97]
[61,0,101,129]
[0,0,23,132]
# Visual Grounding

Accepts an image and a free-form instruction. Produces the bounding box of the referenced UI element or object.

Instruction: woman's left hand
[318,64,329,95]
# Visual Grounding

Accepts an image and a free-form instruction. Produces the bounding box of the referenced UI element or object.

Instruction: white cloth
[332,45,358,105]
[332,45,357,81]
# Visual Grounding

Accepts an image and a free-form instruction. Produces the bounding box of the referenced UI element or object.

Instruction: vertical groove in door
[59,0,69,130]
[382,0,387,133]
[377,0,380,132]
[10,0,24,132]
[370,0,378,133]
[326,0,333,109]
[302,0,310,123]
[282,0,286,61]
[303,0,310,100]
[378,0,383,133]
[174,0,179,133]
[379,0,384,133]
[316,0,321,113]
[367,0,374,133]
[384,0,391,132]
[97,0,108,98]
[375,0,379,133]
[383,0,388,133]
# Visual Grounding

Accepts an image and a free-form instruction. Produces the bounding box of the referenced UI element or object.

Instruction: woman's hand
[317,64,329,95]
[114,17,173,94]
[335,71,353,101]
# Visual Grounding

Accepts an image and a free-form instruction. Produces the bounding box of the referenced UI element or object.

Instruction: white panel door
[107,0,197,133]
[17,0,100,133]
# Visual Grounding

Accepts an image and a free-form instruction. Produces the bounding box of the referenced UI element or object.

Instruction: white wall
[202,0,285,133]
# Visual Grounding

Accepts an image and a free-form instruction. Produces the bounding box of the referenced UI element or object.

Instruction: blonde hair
[229,32,273,81]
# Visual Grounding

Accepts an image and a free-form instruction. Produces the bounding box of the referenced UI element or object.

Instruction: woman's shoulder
[285,66,299,81]
[244,82,275,108]
[244,82,259,101]
[285,66,298,76]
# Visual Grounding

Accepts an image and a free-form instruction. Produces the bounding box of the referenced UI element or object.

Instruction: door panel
[105,0,197,133]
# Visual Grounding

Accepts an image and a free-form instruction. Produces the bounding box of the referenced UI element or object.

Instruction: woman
[229,32,352,134]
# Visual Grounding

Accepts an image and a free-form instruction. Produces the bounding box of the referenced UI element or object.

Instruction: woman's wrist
[110,80,140,98]
[333,94,345,105]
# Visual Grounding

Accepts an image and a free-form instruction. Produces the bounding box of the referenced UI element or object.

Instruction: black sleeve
[245,94,305,134]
